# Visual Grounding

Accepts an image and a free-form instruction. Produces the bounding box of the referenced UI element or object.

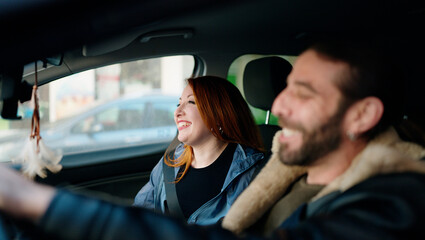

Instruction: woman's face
[174,85,214,146]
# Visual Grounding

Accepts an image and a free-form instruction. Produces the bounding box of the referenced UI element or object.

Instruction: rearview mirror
[0,53,64,120]
[43,53,64,67]
[0,67,32,120]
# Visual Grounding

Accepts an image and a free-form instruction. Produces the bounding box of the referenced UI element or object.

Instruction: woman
[133,75,265,225]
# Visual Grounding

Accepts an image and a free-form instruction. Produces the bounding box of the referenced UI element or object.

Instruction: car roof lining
[2,0,425,124]
[6,0,425,82]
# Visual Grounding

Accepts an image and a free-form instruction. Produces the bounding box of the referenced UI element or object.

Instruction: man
[1,39,425,240]
[221,40,425,238]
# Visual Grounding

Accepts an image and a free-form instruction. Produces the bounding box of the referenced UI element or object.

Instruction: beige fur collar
[222,128,425,234]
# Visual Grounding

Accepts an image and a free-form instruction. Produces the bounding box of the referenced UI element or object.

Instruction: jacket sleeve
[39,190,267,240]
[279,173,425,240]
[132,158,164,209]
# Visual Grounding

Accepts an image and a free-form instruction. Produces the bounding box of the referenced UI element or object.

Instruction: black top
[176,143,237,219]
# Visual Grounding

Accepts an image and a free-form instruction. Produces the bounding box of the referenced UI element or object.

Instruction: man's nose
[271,89,290,118]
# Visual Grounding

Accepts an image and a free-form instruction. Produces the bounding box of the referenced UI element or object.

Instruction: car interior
[1,0,425,208]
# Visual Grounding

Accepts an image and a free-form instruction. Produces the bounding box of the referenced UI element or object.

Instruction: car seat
[243,56,292,152]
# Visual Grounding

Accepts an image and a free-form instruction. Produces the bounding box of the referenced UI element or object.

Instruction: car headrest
[243,56,292,111]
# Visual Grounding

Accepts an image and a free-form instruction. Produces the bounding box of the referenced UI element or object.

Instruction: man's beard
[278,105,347,166]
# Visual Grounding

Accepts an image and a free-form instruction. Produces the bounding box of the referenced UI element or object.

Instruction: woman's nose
[175,103,184,117]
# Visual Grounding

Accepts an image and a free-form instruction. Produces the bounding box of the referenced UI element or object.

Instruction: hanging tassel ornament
[13,62,63,179]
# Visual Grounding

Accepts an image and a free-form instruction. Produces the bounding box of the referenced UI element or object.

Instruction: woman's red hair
[165,76,264,182]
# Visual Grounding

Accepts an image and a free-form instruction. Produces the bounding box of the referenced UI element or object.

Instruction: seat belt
[162,154,185,219]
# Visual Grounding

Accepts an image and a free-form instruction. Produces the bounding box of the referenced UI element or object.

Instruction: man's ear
[345,97,384,135]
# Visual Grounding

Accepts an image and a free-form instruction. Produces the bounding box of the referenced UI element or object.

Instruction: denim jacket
[133,143,264,225]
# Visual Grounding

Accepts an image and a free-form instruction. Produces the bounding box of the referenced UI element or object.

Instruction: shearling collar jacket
[222,127,425,234]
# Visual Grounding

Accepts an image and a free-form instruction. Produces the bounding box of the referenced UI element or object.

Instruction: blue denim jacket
[133,143,264,225]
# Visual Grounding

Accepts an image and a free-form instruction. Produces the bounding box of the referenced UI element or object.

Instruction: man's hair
[309,39,404,140]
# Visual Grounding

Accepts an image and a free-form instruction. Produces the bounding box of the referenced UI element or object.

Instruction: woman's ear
[345,97,384,135]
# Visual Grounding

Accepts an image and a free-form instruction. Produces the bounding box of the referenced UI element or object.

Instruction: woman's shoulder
[236,143,263,153]
[235,144,264,159]
[174,142,185,156]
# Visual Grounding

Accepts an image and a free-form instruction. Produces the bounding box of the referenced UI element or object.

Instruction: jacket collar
[174,143,264,189]
[223,144,264,188]
[222,127,425,234]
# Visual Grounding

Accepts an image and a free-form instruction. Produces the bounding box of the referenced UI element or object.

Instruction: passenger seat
[243,56,292,152]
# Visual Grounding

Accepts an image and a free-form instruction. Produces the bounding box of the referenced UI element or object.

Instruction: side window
[72,116,96,134]
[150,102,176,127]
[97,107,120,131]
[72,102,147,134]
[0,56,194,164]
[227,54,297,125]
[116,104,145,130]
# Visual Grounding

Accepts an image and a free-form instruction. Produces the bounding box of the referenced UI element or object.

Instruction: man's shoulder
[352,172,425,191]
[312,172,425,214]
